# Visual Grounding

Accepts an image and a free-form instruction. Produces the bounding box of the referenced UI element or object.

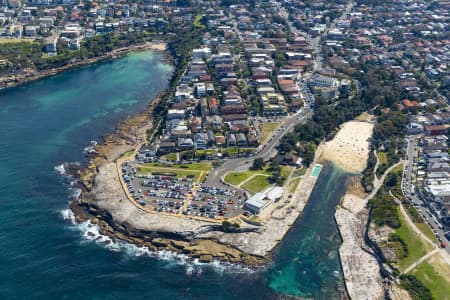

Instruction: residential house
[226,133,236,147]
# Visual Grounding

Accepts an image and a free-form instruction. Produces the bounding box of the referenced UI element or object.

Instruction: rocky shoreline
[67,129,323,266]
[335,177,385,300]
[56,38,326,267]
[65,95,324,267]
[0,42,170,91]
[70,200,265,265]
[318,120,386,299]
[57,49,268,266]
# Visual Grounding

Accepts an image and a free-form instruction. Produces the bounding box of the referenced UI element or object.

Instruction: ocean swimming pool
[311,164,322,177]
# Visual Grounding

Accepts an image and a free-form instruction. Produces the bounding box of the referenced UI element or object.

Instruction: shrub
[399,274,433,300]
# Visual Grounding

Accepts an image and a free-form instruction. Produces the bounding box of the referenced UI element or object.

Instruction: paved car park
[121,161,245,219]
[185,185,245,219]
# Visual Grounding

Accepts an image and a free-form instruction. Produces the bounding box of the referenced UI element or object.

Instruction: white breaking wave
[54,164,66,175]
[83,140,98,155]
[60,209,255,275]
[60,208,76,224]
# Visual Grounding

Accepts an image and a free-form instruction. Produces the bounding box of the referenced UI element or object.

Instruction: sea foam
[60,208,255,275]
[54,164,66,175]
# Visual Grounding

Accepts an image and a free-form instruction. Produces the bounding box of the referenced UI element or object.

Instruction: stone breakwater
[0,42,170,91]
[321,120,385,299]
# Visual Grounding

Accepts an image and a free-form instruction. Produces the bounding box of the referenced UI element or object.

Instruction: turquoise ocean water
[0,51,349,299]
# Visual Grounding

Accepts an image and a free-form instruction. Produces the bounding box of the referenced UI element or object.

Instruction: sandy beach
[321,121,374,173]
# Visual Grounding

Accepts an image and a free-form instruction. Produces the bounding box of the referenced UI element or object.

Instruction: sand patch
[322,121,374,173]
[341,193,367,214]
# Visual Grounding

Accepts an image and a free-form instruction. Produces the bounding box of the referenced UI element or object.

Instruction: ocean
[0,51,349,299]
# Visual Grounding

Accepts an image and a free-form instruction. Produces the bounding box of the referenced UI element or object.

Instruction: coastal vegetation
[399,274,433,300]
[222,220,240,229]
[367,165,445,299]
[370,192,400,229]
[0,32,157,75]
[362,111,408,192]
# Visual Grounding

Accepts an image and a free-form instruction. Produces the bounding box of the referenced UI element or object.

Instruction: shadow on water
[267,162,351,299]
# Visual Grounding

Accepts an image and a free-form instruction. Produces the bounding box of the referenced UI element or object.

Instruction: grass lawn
[163,152,178,161]
[260,122,280,143]
[404,204,438,244]
[391,163,404,174]
[396,207,434,271]
[137,166,202,181]
[377,151,388,165]
[138,162,211,182]
[224,165,291,186]
[241,175,271,193]
[292,168,306,177]
[415,222,438,244]
[281,166,292,179]
[288,178,301,193]
[224,165,275,186]
[411,260,450,300]
[195,149,218,156]
[223,147,239,156]
[224,172,253,185]
[143,162,212,171]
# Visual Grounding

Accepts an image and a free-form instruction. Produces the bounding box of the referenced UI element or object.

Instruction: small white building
[244,193,268,214]
[44,36,58,56]
[244,186,284,214]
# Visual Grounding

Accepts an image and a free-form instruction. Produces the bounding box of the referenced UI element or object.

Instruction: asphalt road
[204,109,312,187]
[401,135,450,253]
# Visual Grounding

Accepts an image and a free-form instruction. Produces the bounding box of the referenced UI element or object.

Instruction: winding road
[204,110,312,187]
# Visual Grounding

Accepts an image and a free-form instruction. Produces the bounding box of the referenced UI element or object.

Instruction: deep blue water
[0,52,347,299]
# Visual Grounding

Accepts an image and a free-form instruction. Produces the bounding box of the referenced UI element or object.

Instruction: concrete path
[365,161,403,201]
[402,248,439,274]
[373,150,380,182]
[390,192,444,275]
